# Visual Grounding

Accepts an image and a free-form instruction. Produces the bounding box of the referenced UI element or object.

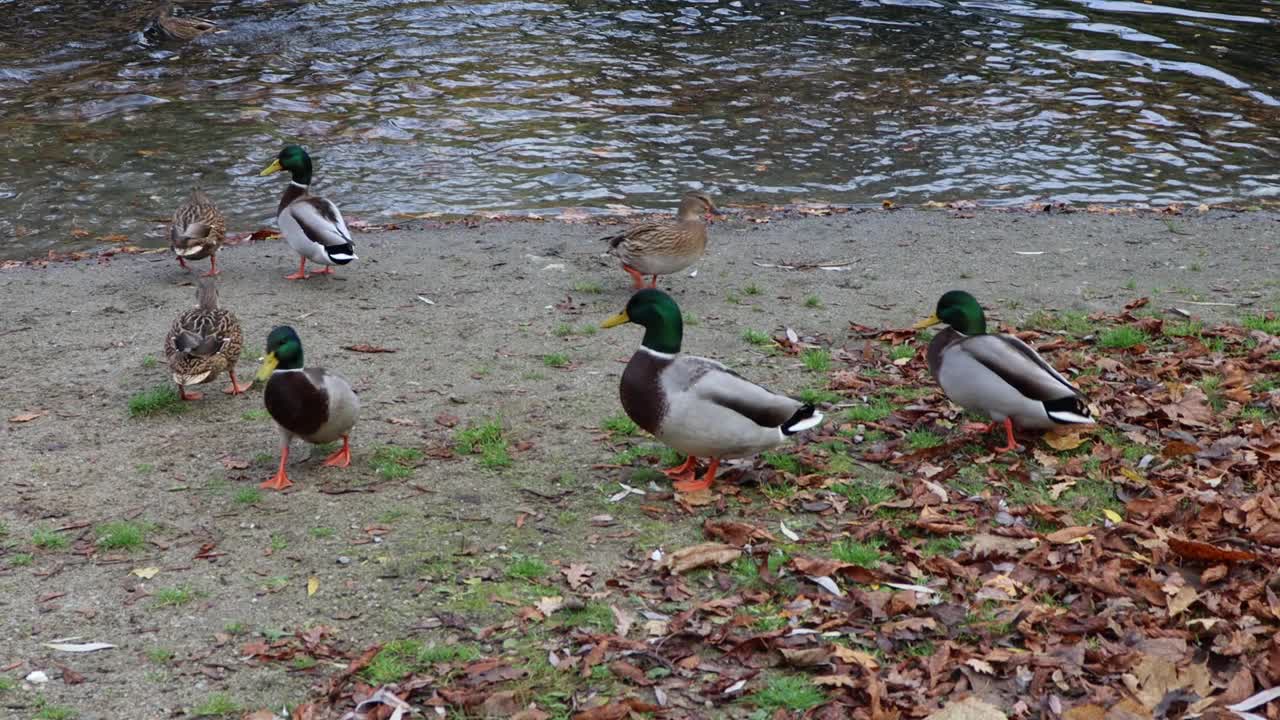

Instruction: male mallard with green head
[164,277,249,400]
[170,188,226,276]
[604,191,718,289]
[601,289,824,492]
[259,145,357,280]
[255,326,360,490]
[914,290,1094,452]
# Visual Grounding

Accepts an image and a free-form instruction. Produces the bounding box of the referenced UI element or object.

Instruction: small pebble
[336,556,351,565]
[26,670,49,684]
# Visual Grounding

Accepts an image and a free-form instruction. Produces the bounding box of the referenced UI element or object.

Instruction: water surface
[2,0,1277,258]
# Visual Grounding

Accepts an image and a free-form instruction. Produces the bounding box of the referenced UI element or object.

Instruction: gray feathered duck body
[603,192,717,289]
[254,326,360,491]
[259,145,357,280]
[602,289,824,492]
[914,290,1094,452]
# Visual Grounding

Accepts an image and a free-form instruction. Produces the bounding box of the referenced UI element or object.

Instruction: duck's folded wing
[962,334,1081,400]
[604,223,662,249]
[289,197,354,248]
[683,359,801,428]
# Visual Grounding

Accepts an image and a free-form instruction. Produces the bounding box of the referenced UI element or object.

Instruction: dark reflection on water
[1,0,1277,258]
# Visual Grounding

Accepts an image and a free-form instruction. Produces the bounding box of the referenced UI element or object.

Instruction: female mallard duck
[170,188,226,276]
[164,277,249,400]
[601,289,824,492]
[154,2,218,41]
[259,145,357,280]
[604,191,717,289]
[913,290,1094,452]
[255,326,360,491]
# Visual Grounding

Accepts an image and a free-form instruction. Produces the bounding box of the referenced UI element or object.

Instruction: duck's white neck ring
[290,181,309,189]
[639,346,676,360]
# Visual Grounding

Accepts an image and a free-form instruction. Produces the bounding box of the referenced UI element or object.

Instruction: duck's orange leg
[177,385,203,401]
[313,265,335,276]
[621,263,646,289]
[648,274,659,288]
[260,445,293,490]
[200,254,220,277]
[177,256,190,271]
[662,455,698,483]
[322,435,352,468]
[285,258,309,281]
[993,418,1019,453]
[674,457,719,493]
[223,369,252,395]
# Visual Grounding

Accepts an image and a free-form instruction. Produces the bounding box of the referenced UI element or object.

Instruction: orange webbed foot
[285,271,309,280]
[673,458,719,494]
[322,437,351,468]
[178,386,203,401]
[662,456,698,483]
[223,371,252,395]
[259,470,293,491]
[313,266,335,276]
[994,418,1019,453]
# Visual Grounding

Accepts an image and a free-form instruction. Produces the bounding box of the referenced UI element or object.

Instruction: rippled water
[2,0,1277,259]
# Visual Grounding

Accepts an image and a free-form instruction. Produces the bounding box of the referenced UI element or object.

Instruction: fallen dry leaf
[661,543,741,574]
[344,344,398,353]
[1167,537,1259,563]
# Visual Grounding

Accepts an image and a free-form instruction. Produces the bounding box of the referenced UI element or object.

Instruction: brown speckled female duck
[169,188,226,276]
[604,191,717,289]
[164,277,248,400]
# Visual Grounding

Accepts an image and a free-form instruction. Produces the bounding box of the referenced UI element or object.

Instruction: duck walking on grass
[170,188,226,276]
[604,191,717,289]
[601,289,824,492]
[255,326,360,491]
[259,145,357,280]
[165,277,248,400]
[914,290,1094,452]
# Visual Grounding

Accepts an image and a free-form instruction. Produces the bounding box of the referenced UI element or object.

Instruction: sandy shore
[1,208,1277,717]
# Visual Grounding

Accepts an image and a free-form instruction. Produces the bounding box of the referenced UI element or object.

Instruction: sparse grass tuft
[742,329,772,346]
[601,414,639,436]
[1097,326,1148,349]
[801,348,831,372]
[832,538,884,568]
[572,281,603,294]
[889,344,915,361]
[9,553,33,567]
[797,387,841,405]
[141,356,158,369]
[742,284,762,296]
[128,385,186,418]
[762,452,803,475]
[1244,314,1280,335]
[804,295,822,309]
[1026,310,1094,336]
[455,419,512,469]
[369,445,424,480]
[192,693,238,717]
[750,675,826,712]
[34,706,77,720]
[233,487,262,505]
[1163,320,1203,337]
[543,353,571,368]
[96,521,147,551]
[152,586,195,608]
[32,527,68,550]
[363,640,480,685]
[845,397,893,423]
[241,408,271,421]
[831,481,896,507]
[905,428,945,450]
[507,556,551,580]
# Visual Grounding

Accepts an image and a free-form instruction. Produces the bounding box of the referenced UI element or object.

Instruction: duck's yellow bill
[600,311,630,329]
[913,314,941,330]
[259,159,283,176]
[255,352,279,381]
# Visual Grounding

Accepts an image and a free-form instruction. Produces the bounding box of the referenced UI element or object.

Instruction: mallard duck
[169,188,226,276]
[259,145,357,280]
[254,326,360,490]
[604,191,717,289]
[913,290,1094,452]
[164,277,249,400]
[601,289,824,492]
[154,2,217,41]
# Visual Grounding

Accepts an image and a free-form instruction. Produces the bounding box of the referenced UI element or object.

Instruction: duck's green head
[601,289,683,354]
[256,326,304,380]
[914,290,986,335]
[259,144,313,185]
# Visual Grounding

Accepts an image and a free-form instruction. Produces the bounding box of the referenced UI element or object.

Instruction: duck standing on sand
[255,326,360,491]
[913,290,1094,452]
[259,145,357,280]
[164,277,249,400]
[604,191,717,289]
[601,289,824,492]
[170,188,226,276]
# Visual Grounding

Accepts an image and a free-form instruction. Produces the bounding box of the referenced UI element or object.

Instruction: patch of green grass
[507,556,551,580]
[34,705,77,720]
[128,385,187,418]
[832,538,884,568]
[360,640,483,686]
[572,281,603,294]
[561,601,616,632]
[1244,314,1280,335]
[1062,477,1124,524]
[96,521,147,551]
[903,640,936,657]
[292,655,318,670]
[553,323,597,338]
[31,527,67,550]
[921,536,966,557]
[742,328,772,346]
[223,622,247,636]
[801,348,831,372]
[241,408,271,421]
[905,428,944,450]
[831,481,896,507]
[749,675,826,713]
[742,284,763,296]
[252,453,273,465]
[0,676,14,693]
[797,387,841,405]
[890,386,934,400]
[309,526,335,540]
[152,586,194,608]
[543,353,571,368]
[1163,320,1203,337]
[146,648,174,664]
[269,534,289,552]
[601,414,639,436]
[845,397,893,423]
[1026,310,1094,336]
[455,419,512,469]
[192,693,238,717]
[10,553,33,567]
[136,463,155,474]
[804,295,822,309]
[888,344,915,361]
[762,451,803,475]
[682,312,699,327]
[141,355,158,369]
[233,487,262,505]
[1097,325,1149,349]
[1239,406,1271,423]
[369,445,424,479]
